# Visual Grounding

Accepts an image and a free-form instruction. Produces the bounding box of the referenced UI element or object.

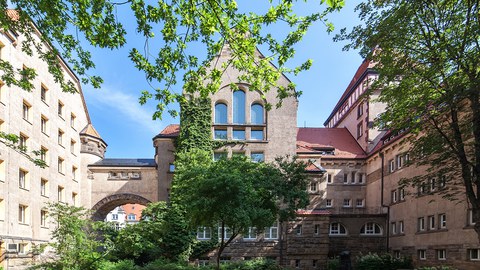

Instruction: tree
[173,154,309,269]
[34,203,113,270]
[2,0,343,119]
[336,0,480,240]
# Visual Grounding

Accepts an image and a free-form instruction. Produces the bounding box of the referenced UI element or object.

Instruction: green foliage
[32,203,112,270]
[416,267,457,270]
[337,0,480,239]
[220,259,282,270]
[355,253,412,270]
[0,131,47,168]
[111,202,193,265]
[327,257,339,270]
[98,260,138,270]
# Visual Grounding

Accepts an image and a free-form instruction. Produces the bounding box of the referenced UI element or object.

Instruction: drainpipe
[379,152,390,252]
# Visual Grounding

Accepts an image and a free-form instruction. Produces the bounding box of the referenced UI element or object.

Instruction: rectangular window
[356,199,364,207]
[439,214,446,229]
[72,166,77,181]
[391,190,397,204]
[41,85,48,103]
[343,199,351,208]
[351,172,356,183]
[58,129,64,145]
[40,210,48,227]
[314,224,320,235]
[430,178,436,191]
[58,186,64,202]
[214,128,227,140]
[439,175,447,188]
[357,121,363,138]
[232,129,246,140]
[399,188,405,201]
[399,221,404,234]
[19,133,28,149]
[396,155,404,169]
[428,215,435,230]
[197,227,211,240]
[213,152,227,161]
[468,209,476,226]
[22,100,31,121]
[41,179,48,197]
[309,182,317,192]
[70,113,76,129]
[72,192,77,206]
[18,243,28,255]
[18,204,28,224]
[358,173,364,184]
[58,157,64,174]
[469,249,480,260]
[41,115,48,134]
[218,226,233,240]
[389,160,395,173]
[250,152,264,163]
[250,129,264,140]
[295,224,302,235]
[418,217,425,232]
[418,249,426,260]
[325,199,332,208]
[327,173,333,183]
[243,227,257,240]
[357,102,363,118]
[58,101,64,118]
[343,173,348,184]
[70,140,76,154]
[112,213,118,220]
[391,222,397,235]
[19,169,28,189]
[264,224,278,239]
[437,249,446,260]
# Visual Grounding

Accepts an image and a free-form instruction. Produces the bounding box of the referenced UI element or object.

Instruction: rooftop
[153,124,180,139]
[90,158,156,167]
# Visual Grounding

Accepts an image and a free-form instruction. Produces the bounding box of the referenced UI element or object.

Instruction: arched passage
[91,193,152,221]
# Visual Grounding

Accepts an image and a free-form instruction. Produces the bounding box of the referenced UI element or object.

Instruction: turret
[80,123,107,159]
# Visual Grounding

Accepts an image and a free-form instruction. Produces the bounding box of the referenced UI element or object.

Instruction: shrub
[356,252,412,270]
[98,260,138,270]
[416,267,457,270]
[220,259,282,270]
[327,257,340,270]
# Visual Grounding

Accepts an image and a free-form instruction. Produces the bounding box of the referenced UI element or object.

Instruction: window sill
[23,118,32,125]
[41,100,49,106]
[415,229,447,235]
[41,195,49,198]
[19,187,29,191]
[42,131,49,137]
[19,222,29,226]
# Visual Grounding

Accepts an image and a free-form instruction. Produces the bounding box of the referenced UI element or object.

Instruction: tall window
[41,115,48,134]
[19,169,28,189]
[41,179,48,197]
[251,103,264,124]
[19,133,28,149]
[58,101,64,117]
[18,204,28,224]
[214,103,227,123]
[58,129,64,145]
[58,157,64,174]
[40,210,48,227]
[22,101,31,121]
[70,113,76,129]
[41,85,48,103]
[40,146,48,165]
[58,186,64,202]
[233,90,245,124]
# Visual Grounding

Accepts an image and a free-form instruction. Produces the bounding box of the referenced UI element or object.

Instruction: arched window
[233,90,245,124]
[214,103,227,124]
[360,222,383,235]
[329,222,347,235]
[251,103,264,124]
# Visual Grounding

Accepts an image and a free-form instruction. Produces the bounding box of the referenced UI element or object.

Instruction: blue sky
[82,1,363,158]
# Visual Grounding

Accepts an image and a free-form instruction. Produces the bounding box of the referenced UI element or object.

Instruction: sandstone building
[0,16,479,270]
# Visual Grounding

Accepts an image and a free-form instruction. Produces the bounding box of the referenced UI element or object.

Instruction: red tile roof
[305,163,326,173]
[297,127,366,159]
[324,59,377,126]
[6,9,19,21]
[154,124,180,139]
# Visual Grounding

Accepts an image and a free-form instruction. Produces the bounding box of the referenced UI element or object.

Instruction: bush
[98,260,138,270]
[327,257,340,270]
[141,259,199,270]
[356,253,412,270]
[416,267,457,270]
[220,259,282,270]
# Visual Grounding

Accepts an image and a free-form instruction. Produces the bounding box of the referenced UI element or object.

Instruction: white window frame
[361,222,383,235]
[389,159,395,173]
[197,226,211,240]
[469,249,480,261]
[243,227,257,240]
[437,249,446,260]
[418,217,425,232]
[356,199,364,208]
[391,222,397,235]
[329,223,347,235]
[343,199,351,208]
[325,199,332,208]
[418,249,426,260]
[399,221,404,234]
[295,224,302,236]
[439,213,446,229]
[264,224,279,240]
[428,215,435,230]
[391,190,397,203]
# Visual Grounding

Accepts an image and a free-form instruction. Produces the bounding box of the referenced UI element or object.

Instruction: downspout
[379,152,390,252]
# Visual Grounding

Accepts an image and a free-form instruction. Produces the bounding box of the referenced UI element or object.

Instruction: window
[295,224,302,235]
[396,155,403,169]
[40,210,48,227]
[214,128,227,140]
[327,174,333,183]
[18,204,28,224]
[18,243,28,255]
[329,223,347,235]
[343,199,351,208]
[360,222,383,235]
[343,173,348,183]
[391,222,397,235]
[22,100,31,121]
[418,217,425,232]
[127,214,136,220]
[357,121,363,138]
[214,103,227,123]
[19,169,28,189]
[358,173,364,184]
[251,103,264,124]
[112,214,118,220]
[19,133,28,149]
[418,182,428,195]
[356,199,364,207]
[244,227,257,240]
[469,249,480,260]
[72,166,77,181]
[418,249,426,260]
[0,198,4,221]
[468,209,476,226]
[439,175,447,188]
[233,129,245,140]
[41,85,48,103]
[40,146,48,165]
[389,160,395,173]
[70,140,76,154]
[430,178,436,191]
[391,190,397,204]
[250,152,264,163]
[309,182,317,192]
[58,129,64,145]
[250,129,264,140]
[325,199,332,208]
[399,188,405,201]
[72,192,77,206]
[233,90,245,124]
[213,152,227,161]
[168,163,175,172]
[0,159,4,182]
[295,260,300,268]
[437,249,446,260]
[41,179,48,197]
[314,224,320,235]
[351,172,356,183]
[41,115,48,134]
[58,157,64,174]
[428,215,435,230]
[264,224,278,239]
[439,214,446,229]
[399,221,404,234]
[197,227,211,240]
[58,101,64,117]
[357,102,363,118]
[218,226,233,240]
[58,186,64,202]
[70,113,76,129]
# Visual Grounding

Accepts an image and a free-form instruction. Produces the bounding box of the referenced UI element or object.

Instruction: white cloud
[83,86,163,134]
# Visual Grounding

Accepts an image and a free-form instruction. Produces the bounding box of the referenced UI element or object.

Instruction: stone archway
[91,193,152,221]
